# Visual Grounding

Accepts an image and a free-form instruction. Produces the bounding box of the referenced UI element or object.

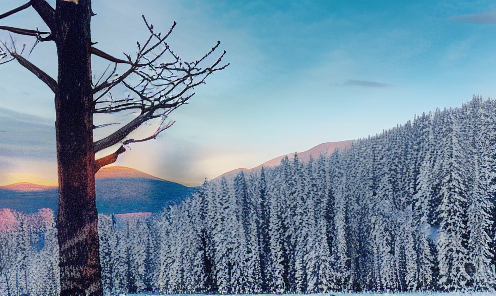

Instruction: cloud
[451,12,496,24]
[0,109,57,185]
[0,110,56,161]
[0,107,52,126]
[342,79,391,88]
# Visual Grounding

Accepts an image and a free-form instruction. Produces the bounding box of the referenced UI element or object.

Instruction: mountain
[216,139,353,179]
[0,166,196,214]
[95,166,162,180]
[1,140,353,213]
[0,186,59,214]
[1,182,57,192]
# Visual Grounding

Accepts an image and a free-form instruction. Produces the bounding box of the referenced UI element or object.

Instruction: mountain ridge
[0,166,167,191]
[2,141,354,190]
[216,140,353,180]
[0,167,196,214]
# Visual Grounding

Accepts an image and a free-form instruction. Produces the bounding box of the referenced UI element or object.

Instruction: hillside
[216,139,353,179]
[0,166,195,214]
[90,96,496,293]
[0,183,57,192]
[95,166,163,180]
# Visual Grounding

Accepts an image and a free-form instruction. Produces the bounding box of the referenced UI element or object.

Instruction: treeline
[1,96,496,295]
[0,209,59,295]
[139,96,496,294]
[97,96,496,294]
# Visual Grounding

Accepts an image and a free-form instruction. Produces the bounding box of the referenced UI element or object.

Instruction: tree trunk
[54,0,103,295]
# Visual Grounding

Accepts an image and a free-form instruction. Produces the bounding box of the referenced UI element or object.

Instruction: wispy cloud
[0,109,57,185]
[341,79,391,88]
[0,107,52,126]
[0,110,55,161]
[451,12,496,24]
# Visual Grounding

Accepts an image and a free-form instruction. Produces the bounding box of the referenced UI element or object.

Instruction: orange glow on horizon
[0,172,58,187]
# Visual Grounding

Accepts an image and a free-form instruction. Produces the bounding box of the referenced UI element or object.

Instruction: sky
[0,0,495,186]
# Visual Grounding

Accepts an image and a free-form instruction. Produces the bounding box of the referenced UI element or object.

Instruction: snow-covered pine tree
[436,109,471,291]
[13,214,32,295]
[98,214,114,293]
[293,154,309,292]
[154,210,175,293]
[164,204,191,293]
[302,157,318,292]
[412,112,436,291]
[128,216,153,292]
[178,198,207,293]
[356,138,377,290]
[244,172,263,293]
[391,124,417,292]
[313,153,334,292]
[211,177,237,293]
[203,179,220,292]
[189,185,215,293]
[373,133,398,292]
[266,164,287,292]
[402,204,419,291]
[329,148,351,291]
[465,97,496,290]
[256,167,272,292]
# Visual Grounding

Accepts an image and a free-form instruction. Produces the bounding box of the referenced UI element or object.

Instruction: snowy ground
[122,292,496,296]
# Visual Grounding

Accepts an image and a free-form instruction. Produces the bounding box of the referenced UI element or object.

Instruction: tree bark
[54,0,103,295]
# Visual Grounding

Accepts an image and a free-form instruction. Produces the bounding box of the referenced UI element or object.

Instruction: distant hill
[1,183,57,192]
[95,166,162,180]
[95,177,195,214]
[216,140,353,180]
[0,166,196,214]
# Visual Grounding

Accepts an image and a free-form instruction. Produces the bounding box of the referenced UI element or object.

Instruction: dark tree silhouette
[0,1,227,295]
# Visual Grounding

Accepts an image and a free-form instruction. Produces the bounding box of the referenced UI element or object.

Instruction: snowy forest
[1,96,496,295]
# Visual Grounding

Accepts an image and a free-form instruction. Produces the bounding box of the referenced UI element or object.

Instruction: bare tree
[0,1,227,295]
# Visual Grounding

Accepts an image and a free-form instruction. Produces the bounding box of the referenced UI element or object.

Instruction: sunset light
[1,172,58,187]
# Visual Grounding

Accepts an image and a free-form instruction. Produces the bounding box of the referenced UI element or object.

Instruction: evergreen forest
[1,96,495,295]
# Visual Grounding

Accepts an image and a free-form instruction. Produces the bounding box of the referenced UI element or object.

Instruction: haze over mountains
[0,140,353,214]
[0,166,195,214]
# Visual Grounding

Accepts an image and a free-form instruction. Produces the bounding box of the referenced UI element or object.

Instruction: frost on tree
[0,1,227,295]
[2,96,496,294]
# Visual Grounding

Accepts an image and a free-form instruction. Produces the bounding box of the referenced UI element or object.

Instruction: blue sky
[0,0,495,186]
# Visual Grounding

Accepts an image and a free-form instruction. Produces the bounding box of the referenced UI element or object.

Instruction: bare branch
[93,17,228,152]
[9,51,58,94]
[0,26,50,37]
[94,101,144,113]
[37,34,54,42]
[94,63,114,87]
[94,112,151,153]
[30,0,56,33]
[94,145,126,173]
[91,47,137,65]
[0,2,32,20]
[122,120,175,146]
[92,20,177,97]
[0,47,15,65]
[0,57,14,65]
[93,66,135,96]
[93,122,120,129]
[93,63,118,94]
